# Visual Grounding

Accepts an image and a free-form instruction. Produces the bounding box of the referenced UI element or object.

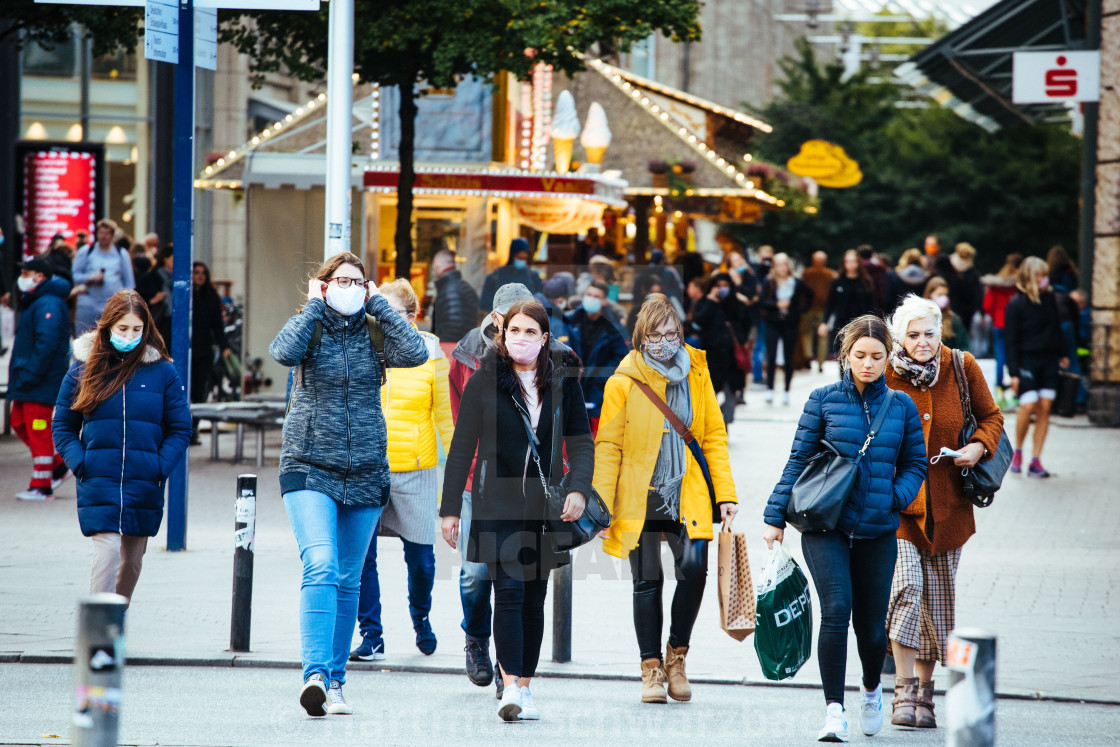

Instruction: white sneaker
[326,680,352,715]
[781,391,790,406]
[860,684,884,736]
[518,686,540,720]
[497,681,522,722]
[51,467,72,491]
[818,702,849,742]
[16,489,52,501]
[765,390,774,404]
[299,673,327,717]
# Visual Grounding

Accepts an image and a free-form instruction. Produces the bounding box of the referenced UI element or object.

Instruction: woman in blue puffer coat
[270,252,428,718]
[763,315,926,743]
[53,289,192,603]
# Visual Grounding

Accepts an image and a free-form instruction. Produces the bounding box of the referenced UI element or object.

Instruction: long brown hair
[497,300,552,393]
[71,290,169,414]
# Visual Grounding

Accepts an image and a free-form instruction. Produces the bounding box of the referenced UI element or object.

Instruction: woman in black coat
[691,273,750,423]
[821,249,876,348]
[759,253,814,404]
[440,299,594,722]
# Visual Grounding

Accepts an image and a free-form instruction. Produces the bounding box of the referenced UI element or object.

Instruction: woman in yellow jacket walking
[594,293,738,704]
[351,280,455,660]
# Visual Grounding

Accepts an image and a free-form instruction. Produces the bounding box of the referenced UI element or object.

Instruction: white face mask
[325,283,367,316]
[17,275,40,293]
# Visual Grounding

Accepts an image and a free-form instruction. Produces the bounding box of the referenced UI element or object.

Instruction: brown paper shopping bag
[717,521,756,641]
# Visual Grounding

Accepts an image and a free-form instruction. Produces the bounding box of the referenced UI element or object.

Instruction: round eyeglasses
[645,330,680,344]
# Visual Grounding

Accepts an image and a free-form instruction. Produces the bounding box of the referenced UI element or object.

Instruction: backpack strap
[287,316,387,414]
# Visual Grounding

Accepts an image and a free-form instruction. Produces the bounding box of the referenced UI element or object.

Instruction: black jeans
[628,519,708,661]
[801,530,898,705]
[490,563,548,679]
[765,318,800,392]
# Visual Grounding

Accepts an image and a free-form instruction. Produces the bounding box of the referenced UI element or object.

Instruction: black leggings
[801,531,897,705]
[628,519,708,661]
[490,564,549,679]
[765,319,800,392]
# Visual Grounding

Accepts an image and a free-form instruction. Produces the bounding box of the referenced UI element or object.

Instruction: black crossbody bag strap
[854,390,896,464]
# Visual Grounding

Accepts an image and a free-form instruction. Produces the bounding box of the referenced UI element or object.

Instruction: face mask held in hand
[326,283,367,316]
[110,331,142,353]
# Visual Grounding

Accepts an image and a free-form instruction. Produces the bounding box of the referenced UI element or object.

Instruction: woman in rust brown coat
[883,294,1005,730]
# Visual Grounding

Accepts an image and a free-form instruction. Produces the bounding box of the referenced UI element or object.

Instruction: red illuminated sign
[18,144,103,261]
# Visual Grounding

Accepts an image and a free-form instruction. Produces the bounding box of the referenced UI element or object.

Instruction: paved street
[2,664,1119,746]
[1,360,1118,744]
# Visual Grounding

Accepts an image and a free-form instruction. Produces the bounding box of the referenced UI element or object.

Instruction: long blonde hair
[1016,256,1049,304]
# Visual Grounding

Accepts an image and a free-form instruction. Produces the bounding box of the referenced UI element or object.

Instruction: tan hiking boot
[891,675,919,727]
[663,643,692,702]
[916,681,936,728]
[640,658,667,703]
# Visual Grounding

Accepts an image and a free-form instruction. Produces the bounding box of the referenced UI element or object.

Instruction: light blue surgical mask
[512,258,528,271]
[582,296,603,315]
[110,331,142,353]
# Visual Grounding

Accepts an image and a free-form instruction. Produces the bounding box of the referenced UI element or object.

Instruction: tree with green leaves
[221,0,701,278]
[0,1,142,55]
[734,40,1080,273]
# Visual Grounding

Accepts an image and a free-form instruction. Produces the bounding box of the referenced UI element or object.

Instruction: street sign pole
[323,0,353,259]
[167,0,195,552]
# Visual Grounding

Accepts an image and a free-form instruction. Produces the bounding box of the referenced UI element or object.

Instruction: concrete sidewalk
[1,362,1117,704]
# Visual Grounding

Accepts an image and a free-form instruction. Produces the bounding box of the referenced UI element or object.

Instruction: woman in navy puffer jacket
[53,290,192,604]
[763,315,926,743]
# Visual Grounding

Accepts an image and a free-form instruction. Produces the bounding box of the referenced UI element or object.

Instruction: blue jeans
[992,327,1007,389]
[356,523,436,640]
[801,531,897,705]
[459,490,493,639]
[283,490,381,685]
[752,320,767,383]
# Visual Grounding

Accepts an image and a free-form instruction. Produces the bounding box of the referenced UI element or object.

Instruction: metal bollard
[230,474,256,652]
[946,627,997,747]
[72,593,128,747]
[551,563,573,663]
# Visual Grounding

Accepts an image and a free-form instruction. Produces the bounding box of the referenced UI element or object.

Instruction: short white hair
[889,294,942,346]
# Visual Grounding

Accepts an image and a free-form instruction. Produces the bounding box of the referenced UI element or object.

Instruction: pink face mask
[1038,277,1050,291]
[933,294,950,310]
[505,337,544,365]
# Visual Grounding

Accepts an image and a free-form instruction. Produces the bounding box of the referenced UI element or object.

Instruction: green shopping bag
[754,542,812,681]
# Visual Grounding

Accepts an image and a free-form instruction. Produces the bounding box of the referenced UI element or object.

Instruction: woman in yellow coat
[594,293,738,705]
[351,279,455,660]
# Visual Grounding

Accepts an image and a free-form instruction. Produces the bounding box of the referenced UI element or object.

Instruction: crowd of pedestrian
[0,221,1084,738]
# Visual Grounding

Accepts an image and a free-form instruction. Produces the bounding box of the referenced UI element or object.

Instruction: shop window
[23,38,77,78]
[92,50,137,81]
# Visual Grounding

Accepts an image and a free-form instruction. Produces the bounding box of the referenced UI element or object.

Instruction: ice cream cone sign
[552,91,581,175]
[787,140,862,188]
[581,102,611,168]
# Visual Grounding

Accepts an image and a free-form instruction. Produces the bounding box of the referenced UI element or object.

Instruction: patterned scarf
[890,344,941,388]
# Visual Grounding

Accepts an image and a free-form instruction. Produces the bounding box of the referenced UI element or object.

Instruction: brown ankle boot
[663,643,692,702]
[891,675,919,726]
[640,658,667,703]
[916,681,936,728]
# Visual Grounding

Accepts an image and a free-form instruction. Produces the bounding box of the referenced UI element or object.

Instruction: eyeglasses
[645,330,680,344]
[329,277,369,289]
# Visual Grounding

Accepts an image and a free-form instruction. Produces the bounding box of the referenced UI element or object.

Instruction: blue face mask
[110,331,142,353]
[717,287,731,299]
[582,296,603,315]
[512,258,528,271]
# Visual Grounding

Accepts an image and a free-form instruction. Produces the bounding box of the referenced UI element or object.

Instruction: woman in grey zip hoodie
[270,252,427,717]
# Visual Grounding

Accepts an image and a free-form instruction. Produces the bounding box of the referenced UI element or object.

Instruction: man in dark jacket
[536,275,572,346]
[478,238,543,312]
[430,249,479,348]
[9,256,72,500]
[857,244,888,314]
[565,280,629,434]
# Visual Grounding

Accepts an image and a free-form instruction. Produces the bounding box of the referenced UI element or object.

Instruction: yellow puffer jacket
[381,330,455,473]
[594,345,737,558]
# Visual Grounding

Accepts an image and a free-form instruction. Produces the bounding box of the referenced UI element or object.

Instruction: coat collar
[842,368,888,399]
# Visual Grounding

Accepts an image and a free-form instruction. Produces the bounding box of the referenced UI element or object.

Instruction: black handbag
[951,350,1014,507]
[786,390,896,533]
[515,398,611,553]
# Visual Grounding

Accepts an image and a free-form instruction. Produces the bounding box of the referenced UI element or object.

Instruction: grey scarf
[644,346,692,520]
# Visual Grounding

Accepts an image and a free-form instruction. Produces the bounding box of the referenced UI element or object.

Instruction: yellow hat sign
[787,140,862,188]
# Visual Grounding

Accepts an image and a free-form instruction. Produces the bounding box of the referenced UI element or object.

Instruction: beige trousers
[90,533,149,602]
